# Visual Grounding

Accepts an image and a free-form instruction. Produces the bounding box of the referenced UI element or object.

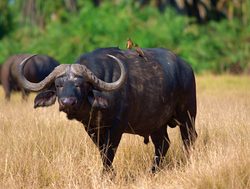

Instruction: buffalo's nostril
[60,97,77,107]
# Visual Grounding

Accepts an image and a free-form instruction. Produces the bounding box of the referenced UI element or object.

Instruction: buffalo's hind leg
[150,126,170,173]
[177,104,197,152]
[21,88,29,101]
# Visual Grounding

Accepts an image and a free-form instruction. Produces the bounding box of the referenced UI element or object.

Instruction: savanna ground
[0,75,249,189]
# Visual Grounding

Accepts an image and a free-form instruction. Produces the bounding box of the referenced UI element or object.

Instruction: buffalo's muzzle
[59,97,77,108]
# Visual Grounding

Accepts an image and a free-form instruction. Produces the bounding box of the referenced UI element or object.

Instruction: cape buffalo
[18,47,197,172]
[1,54,60,100]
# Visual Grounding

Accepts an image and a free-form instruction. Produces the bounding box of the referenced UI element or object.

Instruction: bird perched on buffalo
[126,38,134,50]
[126,38,148,61]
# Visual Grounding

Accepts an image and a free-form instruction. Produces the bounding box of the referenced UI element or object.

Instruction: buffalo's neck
[69,103,92,123]
[68,104,108,127]
[76,109,119,140]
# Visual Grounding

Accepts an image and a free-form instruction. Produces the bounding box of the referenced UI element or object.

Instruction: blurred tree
[21,0,37,25]
[184,0,203,23]
[139,0,150,6]
[92,0,102,7]
[135,0,246,24]
[155,0,165,12]
[208,0,226,21]
[178,0,244,23]
[19,0,79,29]
[73,0,248,25]
[0,1,12,38]
[64,0,78,12]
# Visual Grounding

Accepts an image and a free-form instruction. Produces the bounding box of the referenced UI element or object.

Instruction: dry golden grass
[0,75,249,189]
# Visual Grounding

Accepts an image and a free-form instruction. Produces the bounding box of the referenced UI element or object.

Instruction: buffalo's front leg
[100,117,125,172]
[86,118,123,172]
[2,80,11,100]
[98,130,120,172]
[150,126,170,173]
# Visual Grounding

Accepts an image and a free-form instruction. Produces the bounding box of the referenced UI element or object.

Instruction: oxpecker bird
[126,38,147,61]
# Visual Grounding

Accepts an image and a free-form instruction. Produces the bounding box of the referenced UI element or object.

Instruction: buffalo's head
[18,55,127,120]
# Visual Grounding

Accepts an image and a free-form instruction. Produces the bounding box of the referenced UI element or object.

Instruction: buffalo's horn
[71,54,127,91]
[18,54,67,92]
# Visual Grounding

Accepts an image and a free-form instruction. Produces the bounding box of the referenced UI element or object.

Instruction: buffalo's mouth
[59,106,79,120]
[65,111,77,120]
[58,97,81,119]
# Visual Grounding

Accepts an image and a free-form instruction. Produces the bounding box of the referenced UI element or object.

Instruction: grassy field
[0,75,249,189]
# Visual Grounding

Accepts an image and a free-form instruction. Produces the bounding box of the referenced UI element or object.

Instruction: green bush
[0,1,249,74]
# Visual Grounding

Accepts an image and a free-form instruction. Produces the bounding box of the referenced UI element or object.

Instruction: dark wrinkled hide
[32,47,198,172]
[1,54,59,100]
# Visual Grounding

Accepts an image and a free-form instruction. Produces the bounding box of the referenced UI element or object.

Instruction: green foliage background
[0,1,249,74]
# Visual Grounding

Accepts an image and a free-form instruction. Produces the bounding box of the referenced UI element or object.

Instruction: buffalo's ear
[88,90,109,109]
[34,90,56,108]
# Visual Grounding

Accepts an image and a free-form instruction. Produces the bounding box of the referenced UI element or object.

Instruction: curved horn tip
[20,54,38,65]
[107,54,116,59]
[107,54,124,63]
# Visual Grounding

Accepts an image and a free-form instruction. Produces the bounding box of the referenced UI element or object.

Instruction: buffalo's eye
[75,84,80,88]
[74,81,83,88]
[55,78,64,89]
[56,84,63,88]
